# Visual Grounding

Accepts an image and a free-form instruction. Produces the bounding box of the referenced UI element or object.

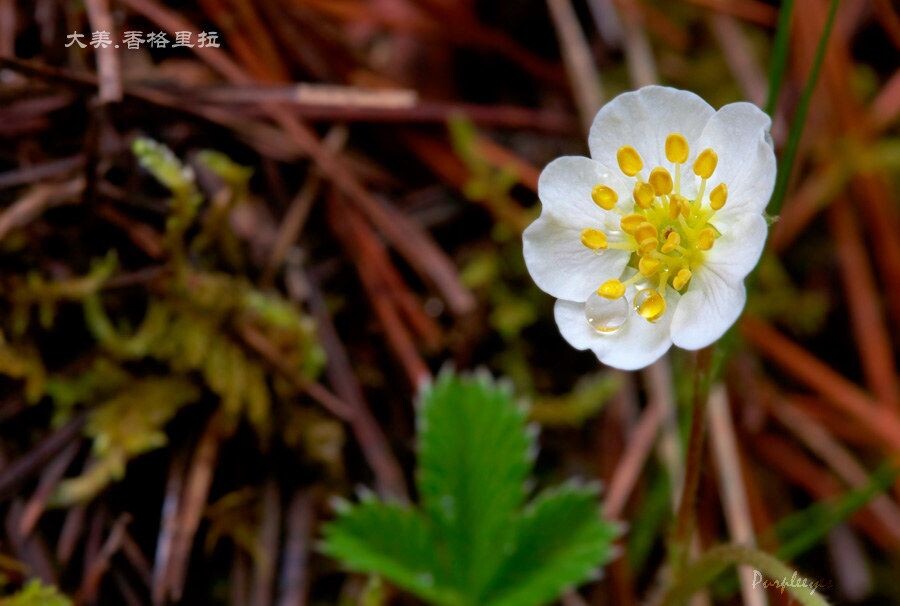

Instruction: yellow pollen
[649,167,673,196]
[710,183,728,210]
[579,136,731,326]
[693,148,718,179]
[617,146,643,177]
[620,213,644,234]
[639,238,659,256]
[665,133,689,164]
[673,268,692,290]
[598,279,626,299]
[592,184,618,210]
[661,231,681,253]
[634,222,658,243]
[580,228,608,250]
[639,256,661,277]
[633,182,655,209]
[635,290,667,322]
[697,227,716,250]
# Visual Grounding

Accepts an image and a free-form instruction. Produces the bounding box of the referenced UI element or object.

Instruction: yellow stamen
[598,279,626,299]
[633,182,655,209]
[697,227,716,250]
[673,268,692,290]
[665,133,689,164]
[635,290,667,322]
[580,228,608,250]
[639,256,661,277]
[592,184,618,210]
[661,231,681,253]
[617,146,643,177]
[620,213,644,234]
[633,222,658,244]
[709,183,728,210]
[639,238,659,256]
[649,167,673,196]
[668,194,683,219]
[693,148,718,179]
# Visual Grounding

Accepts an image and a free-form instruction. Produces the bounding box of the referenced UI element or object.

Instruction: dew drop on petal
[585,292,628,334]
[633,289,666,322]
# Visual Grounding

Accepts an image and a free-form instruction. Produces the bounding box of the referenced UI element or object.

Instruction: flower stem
[670,345,714,574]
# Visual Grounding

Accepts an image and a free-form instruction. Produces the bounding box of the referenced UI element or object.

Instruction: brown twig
[0,413,85,499]
[276,489,314,606]
[83,0,122,103]
[287,263,409,499]
[741,315,900,450]
[547,0,604,129]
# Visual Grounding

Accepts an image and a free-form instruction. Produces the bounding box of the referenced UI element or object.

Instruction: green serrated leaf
[417,372,532,596]
[321,499,457,605]
[321,371,618,605]
[483,485,618,606]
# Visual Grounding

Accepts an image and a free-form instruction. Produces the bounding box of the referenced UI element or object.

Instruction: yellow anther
[665,133,689,164]
[693,148,718,179]
[697,227,716,250]
[616,146,643,177]
[668,194,684,219]
[639,256,661,277]
[661,231,681,253]
[634,222,658,244]
[598,279,626,299]
[592,184,618,210]
[633,182,655,209]
[639,238,659,256]
[620,213,644,234]
[709,183,728,210]
[580,228,608,251]
[635,290,667,322]
[649,167,673,196]
[673,268,693,290]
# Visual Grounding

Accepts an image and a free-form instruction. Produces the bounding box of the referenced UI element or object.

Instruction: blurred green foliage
[0,579,70,606]
[0,139,328,506]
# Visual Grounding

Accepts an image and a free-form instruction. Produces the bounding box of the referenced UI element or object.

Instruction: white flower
[523,86,775,370]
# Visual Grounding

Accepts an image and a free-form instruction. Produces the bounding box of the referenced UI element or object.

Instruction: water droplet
[633,289,666,322]
[585,292,628,334]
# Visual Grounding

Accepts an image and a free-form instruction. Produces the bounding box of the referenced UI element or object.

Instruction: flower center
[581,132,730,333]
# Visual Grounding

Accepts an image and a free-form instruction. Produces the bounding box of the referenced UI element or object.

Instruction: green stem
[764,0,796,117]
[661,544,831,606]
[670,346,714,573]
[767,0,840,217]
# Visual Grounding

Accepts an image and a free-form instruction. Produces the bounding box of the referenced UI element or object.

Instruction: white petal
[554,299,613,354]
[523,215,630,302]
[553,289,677,371]
[588,86,715,175]
[537,156,631,222]
[695,102,776,218]
[670,270,746,350]
[594,289,678,370]
[705,212,768,282]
